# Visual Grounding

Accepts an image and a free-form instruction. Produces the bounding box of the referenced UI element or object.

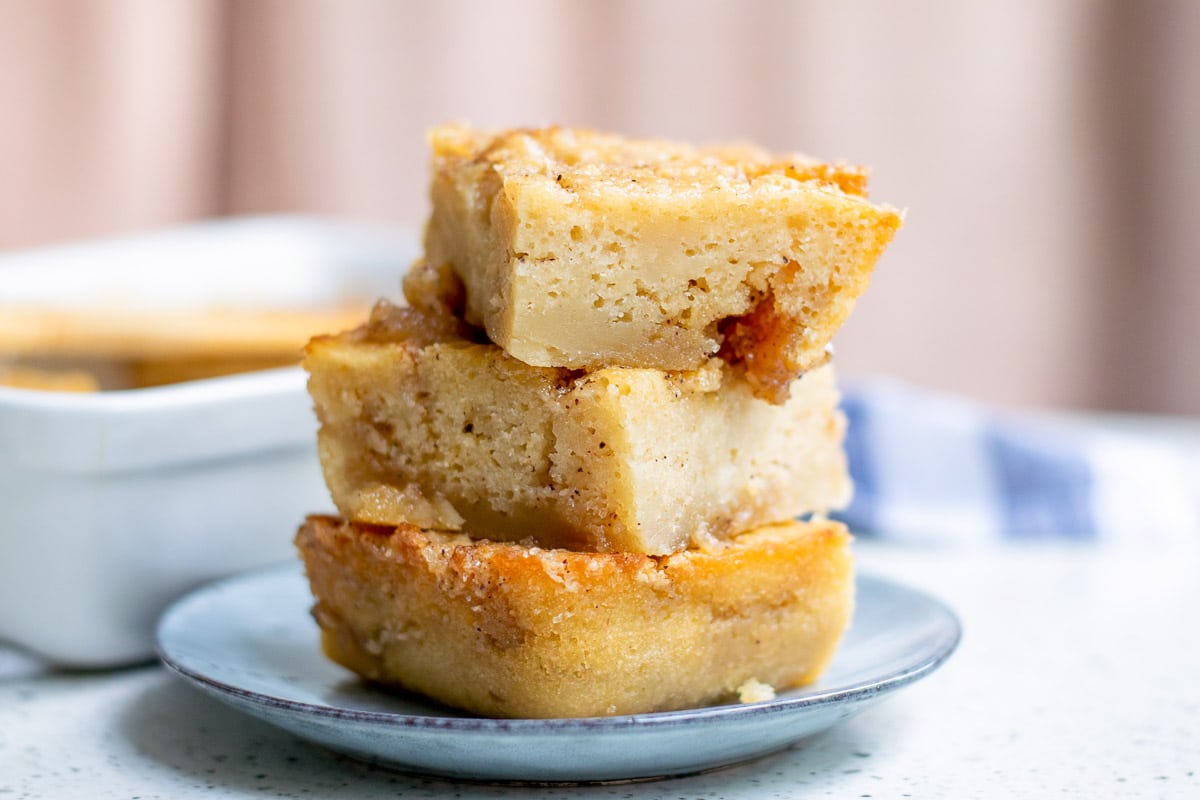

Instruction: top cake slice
[412,124,902,402]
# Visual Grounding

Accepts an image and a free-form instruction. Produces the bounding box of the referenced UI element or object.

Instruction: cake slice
[411,124,902,402]
[296,513,854,719]
[304,300,851,555]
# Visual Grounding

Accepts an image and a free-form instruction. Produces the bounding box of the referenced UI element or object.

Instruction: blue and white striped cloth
[835,379,1200,545]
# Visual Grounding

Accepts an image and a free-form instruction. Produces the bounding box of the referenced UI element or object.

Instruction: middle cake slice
[306,300,850,555]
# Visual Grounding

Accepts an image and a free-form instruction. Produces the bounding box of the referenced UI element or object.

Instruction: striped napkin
[835,379,1200,545]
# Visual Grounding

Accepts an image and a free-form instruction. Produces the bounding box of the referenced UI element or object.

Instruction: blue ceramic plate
[157,564,959,783]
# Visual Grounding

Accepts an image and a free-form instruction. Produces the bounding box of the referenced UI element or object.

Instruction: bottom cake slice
[296,514,854,719]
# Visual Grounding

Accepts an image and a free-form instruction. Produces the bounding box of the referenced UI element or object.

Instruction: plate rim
[156,563,961,734]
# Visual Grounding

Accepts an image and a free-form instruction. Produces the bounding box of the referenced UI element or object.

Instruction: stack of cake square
[297,125,901,718]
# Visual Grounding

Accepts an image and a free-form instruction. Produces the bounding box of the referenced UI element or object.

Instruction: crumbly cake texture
[296,513,854,719]
[412,124,902,402]
[304,301,851,555]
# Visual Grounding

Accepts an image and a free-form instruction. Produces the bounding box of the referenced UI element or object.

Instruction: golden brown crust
[296,514,855,719]
[429,124,871,197]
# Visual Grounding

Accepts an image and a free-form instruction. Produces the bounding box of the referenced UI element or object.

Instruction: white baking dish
[0,217,416,666]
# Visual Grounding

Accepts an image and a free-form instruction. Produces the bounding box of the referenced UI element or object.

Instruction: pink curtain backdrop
[2,0,1197,414]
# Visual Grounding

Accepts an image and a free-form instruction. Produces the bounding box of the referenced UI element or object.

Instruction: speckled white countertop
[3,538,1198,799]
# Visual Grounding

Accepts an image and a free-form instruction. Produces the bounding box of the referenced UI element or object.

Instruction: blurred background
[1,0,1197,414]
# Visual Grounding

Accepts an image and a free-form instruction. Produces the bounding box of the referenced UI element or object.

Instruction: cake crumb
[738,678,777,703]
